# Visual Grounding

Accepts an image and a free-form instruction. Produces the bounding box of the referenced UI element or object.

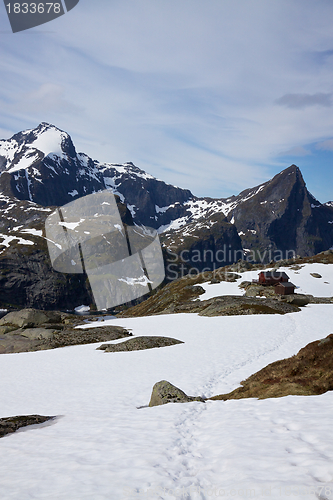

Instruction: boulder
[280,294,310,307]
[244,284,275,298]
[310,273,322,278]
[0,309,132,353]
[148,380,205,407]
[17,328,57,340]
[0,415,54,438]
[0,309,61,328]
[245,285,263,297]
[0,325,18,335]
[238,281,251,289]
[97,336,183,352]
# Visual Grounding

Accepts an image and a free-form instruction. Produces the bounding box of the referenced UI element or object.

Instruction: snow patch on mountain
[29,128,66,158]
[0,234,34,249]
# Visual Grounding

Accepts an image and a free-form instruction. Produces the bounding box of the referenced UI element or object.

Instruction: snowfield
[0,271,333,499]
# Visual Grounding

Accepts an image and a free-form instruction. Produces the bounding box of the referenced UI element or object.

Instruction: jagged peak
[1,123,76,170]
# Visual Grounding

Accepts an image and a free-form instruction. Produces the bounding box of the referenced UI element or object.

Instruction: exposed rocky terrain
[97,336,183,352]
[0,308,131,353]
[119,250,333,317]
[146,331,333,406]
[0,415,55,438]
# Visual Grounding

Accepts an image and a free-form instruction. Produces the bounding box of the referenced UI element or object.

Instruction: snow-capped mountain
[0,123,193,228]
[1,124,332,256]
[0,123,332,310]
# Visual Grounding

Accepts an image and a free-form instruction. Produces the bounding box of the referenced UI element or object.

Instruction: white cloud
[275,93,332,108]
[1,0,333,198]
[277,146,312,157]
[316,139,333,151]
[16,83,82,114]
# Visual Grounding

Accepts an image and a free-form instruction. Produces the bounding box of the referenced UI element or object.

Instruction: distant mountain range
[0,122,332,310]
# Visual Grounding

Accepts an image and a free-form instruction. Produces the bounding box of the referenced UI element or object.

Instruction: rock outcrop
[97,336,183,352]
[148,380,205,407]
[0,415,54,438]
[0,308,131,353]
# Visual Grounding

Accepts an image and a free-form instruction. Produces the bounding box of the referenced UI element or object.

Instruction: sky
[0,0,333,202]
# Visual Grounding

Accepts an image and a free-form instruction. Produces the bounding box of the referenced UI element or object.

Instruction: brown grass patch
[210,334,333,400]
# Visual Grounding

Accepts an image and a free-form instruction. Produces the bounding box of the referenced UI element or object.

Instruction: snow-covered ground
[197,262,333,300]
[0,269,333,499]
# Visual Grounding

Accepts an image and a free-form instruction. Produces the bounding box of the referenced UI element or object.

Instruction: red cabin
[275,282,296,295]
[258,271,290,285]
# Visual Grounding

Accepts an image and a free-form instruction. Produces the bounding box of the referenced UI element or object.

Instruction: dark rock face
[0,124,332,310]
[0,123,193,228]
[0,227,94,311]
[226,166,333,258]
[0,415,55,438]
[0,190,134,310]
[97,336,184,352]
[162,212,244,275]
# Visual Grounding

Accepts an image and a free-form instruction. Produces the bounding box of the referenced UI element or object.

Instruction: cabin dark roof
[274,282,295,288]
[260,271,290,279]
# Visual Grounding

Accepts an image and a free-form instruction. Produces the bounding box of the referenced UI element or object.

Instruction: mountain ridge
[0,123,332,309]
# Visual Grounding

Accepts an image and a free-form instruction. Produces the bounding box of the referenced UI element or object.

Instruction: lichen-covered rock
[148,380,205,407]
[244,284,276,298]
[197,296,299,316]
[310,273,322,278]
[0,415,54,438]
[0,309,132,353]
[0,309,60,328]
[0,325,17,335]
[238,281,251,289]
[16,328,57,340]
[280,293,310,307]
[97,336,183,352]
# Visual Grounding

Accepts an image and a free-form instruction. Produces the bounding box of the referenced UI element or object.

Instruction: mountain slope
[0,123,332,309]
[225,165,333,257]
[0,123,193,228]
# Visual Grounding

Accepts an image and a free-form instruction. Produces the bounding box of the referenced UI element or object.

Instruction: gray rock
[148,380,205,407]
[17,328,57,340]
[0,309,61,328]
[238,281,251,289]
[280,294,310,307]
[0,415,55,438]
[0,313,132,353]
[197,296,300,316]
[245,285,263,297]
[0,325,18,335]
[310,273,322,278]
[97,336,183,352]
[244,284,276,298]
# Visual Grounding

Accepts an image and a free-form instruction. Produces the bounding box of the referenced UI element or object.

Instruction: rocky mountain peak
[0,123,332,281]
[0,122,77,177]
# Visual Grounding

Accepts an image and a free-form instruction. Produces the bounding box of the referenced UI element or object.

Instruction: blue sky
[1,0,333,202]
